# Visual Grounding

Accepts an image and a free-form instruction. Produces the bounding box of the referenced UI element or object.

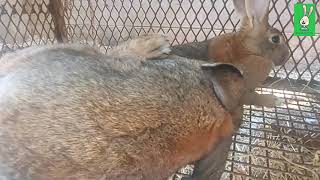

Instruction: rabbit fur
[0,34,247,180]
[171,0,290,107]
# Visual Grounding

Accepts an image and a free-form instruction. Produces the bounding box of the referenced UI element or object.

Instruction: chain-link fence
[1,0,319,84]
[0,0,319,179]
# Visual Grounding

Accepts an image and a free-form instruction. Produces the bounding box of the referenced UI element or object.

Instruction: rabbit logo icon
[294,3,316,36]
[300,4,313,31]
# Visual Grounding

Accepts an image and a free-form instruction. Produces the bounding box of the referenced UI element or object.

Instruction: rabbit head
[300,16,309,27]
[233,0,290,66]
[300,4,313,27]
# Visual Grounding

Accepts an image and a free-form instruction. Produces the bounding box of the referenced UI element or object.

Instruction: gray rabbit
[0,34,247,180]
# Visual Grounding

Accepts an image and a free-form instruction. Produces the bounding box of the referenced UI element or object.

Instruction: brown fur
[171,0,290,107]
[0,34,246,180]
[167,1,290,179]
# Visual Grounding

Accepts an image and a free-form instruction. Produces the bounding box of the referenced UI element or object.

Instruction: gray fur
[0,44,245,180]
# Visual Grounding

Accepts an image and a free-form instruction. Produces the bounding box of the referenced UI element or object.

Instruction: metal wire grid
[0,0,56,55]
[63,0,320,83]
[0,0,319,180]
[223,88,320,180]
[0,0,319,83]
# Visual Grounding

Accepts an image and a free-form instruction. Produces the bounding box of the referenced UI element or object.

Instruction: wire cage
[0,0,319,179]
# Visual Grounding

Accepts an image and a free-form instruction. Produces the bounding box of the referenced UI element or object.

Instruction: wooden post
[49,0,67,43]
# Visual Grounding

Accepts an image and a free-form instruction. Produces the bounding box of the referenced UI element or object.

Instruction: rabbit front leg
[107,33,171,60]
[170,41,210,61]
[185,106,243,180]
[185,136,233,180]
[242,90,284,107]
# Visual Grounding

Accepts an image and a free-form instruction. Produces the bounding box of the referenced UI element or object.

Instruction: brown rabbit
[166,0,290,179]
[0,34,247,180]
[171,0,290,107]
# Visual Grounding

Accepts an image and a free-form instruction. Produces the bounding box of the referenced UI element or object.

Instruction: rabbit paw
[257,94,284,107]
[274,97,285,106]
[128,33,171,60]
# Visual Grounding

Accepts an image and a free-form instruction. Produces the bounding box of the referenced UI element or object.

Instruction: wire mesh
[0,0,319,180]
[1,0,319,82]
[227,89,319,179]
[0,0,56,55]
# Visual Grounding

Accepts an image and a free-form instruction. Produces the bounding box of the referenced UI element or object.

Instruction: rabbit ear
[308,6,313,17]
[303,5,307,16]
[245,0,271,27]
[201,63,244,112]
[233,0,247,19]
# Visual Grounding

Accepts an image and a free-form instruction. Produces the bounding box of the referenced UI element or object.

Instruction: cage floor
[173,87,320,180]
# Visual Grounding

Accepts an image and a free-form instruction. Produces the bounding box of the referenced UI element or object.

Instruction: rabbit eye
[271,35,280,44]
